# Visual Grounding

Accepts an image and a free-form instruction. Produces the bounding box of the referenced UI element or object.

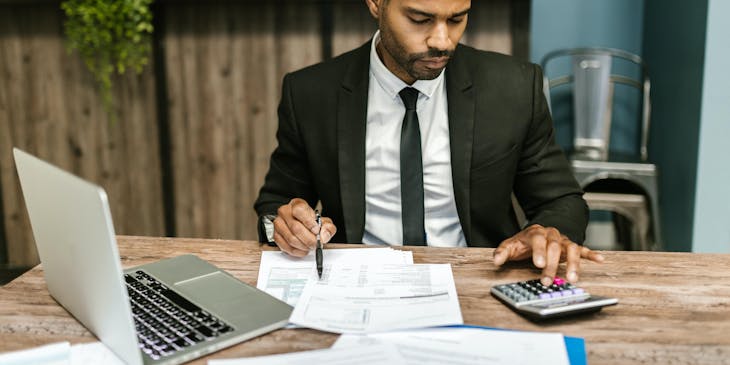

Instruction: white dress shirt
[362,31,466,247]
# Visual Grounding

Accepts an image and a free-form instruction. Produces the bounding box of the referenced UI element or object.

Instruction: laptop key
[185,333,205,344]
[173,338,190,348]
[158,289,201,313]
[194,325,215,338]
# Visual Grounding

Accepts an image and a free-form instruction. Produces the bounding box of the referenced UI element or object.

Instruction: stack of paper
[258,247,463,334]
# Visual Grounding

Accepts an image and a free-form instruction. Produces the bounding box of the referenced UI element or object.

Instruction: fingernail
[322,231,331,242]
[535,256,545,267]
[542,276,552,286]
[596,254,605,262]
[568,271,578,282]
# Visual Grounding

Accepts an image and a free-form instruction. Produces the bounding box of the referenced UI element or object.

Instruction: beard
[379,23,454,81]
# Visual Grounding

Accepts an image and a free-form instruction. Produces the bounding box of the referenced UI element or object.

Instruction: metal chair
[541,47,661,251]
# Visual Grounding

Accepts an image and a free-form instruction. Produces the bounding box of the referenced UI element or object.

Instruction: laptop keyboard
[125,270,234,360]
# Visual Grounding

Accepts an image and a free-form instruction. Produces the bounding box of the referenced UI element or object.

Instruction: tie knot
[399,87,419,111]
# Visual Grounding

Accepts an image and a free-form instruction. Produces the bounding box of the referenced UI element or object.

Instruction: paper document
[207,343,406,365]
[257,248,413,306]
[0,341,124,365]
[0,341,69,365]
[289,263,463,334]
[70,342,125,365]
[333,327,570,365]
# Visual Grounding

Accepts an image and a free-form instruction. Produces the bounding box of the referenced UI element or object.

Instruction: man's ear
[364,0,383,20]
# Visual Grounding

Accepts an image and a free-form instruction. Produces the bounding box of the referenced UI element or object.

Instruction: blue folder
[448,325,586,365]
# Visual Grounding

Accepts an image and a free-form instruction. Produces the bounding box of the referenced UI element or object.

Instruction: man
[255,0,603,286]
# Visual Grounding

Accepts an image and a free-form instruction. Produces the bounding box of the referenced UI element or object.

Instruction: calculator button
[550,292,562,298]
[572,288,585,295]
[539,293,551,300]
[553,277,565,285]
[561,290,574,296]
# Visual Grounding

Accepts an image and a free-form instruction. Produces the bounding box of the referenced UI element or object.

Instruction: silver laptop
[13,148,292,365]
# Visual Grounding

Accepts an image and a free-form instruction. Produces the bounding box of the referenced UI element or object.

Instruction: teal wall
[643,0,708,252]
[692,0,730,253]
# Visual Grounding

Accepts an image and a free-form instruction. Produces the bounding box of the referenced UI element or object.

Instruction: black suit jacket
[255,41,588,247]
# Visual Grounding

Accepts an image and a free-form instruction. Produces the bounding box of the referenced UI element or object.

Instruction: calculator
[491,277,618,320]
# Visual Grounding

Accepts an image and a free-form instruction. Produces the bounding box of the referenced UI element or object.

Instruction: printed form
[257,248,413,306]
[289,263,463,334]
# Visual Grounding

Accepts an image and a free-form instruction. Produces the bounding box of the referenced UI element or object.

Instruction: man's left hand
[493,224,604,286]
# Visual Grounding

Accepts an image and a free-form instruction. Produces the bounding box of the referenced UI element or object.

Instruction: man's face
[370,0,471,84]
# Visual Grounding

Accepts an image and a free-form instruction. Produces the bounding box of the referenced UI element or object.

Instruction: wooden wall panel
[332,1,377,57]
[164,2,322,240]
[0,5,164,267]
[462,0,513,55]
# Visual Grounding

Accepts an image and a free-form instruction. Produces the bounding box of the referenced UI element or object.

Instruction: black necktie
[399,87,426,245]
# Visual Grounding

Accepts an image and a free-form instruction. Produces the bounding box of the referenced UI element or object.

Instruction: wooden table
[2,236,730,365]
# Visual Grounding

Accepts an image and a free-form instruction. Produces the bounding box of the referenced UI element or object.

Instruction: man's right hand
[273,198,337,257]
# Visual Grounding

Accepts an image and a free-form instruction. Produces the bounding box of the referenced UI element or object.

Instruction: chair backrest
[541,48,651,161]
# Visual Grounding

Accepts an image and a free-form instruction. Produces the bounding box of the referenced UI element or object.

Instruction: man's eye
[410,17,430,24]
[448,17,465,24]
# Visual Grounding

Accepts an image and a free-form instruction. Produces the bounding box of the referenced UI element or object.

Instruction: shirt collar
[369,30,444,101]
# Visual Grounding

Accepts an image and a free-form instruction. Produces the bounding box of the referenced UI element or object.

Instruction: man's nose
[426,22,452,52]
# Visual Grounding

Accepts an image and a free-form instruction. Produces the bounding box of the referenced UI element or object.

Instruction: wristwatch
[259,214,277,245]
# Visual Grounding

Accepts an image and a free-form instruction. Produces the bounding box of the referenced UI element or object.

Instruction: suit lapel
[446,45,475,243]
[337,42,371,243]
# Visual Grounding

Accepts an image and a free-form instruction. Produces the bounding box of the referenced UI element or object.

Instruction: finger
[289,200,318,234]
[581,246,605,263]
[493,240,516,267]
[284,201,319,249]
[273,231,308,257]
[541,239,562,286]
[320,217,337,243]
[564,241,581,283]
[274,216,310,252]
[526,227,548,268]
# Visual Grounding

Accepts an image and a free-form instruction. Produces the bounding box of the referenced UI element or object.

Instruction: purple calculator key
[561,289,574,296]
[550,292,562,298]
[572,288,585,295]
[539,293,551,300]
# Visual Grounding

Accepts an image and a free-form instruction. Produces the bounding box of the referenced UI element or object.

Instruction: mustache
[410,48,455,60]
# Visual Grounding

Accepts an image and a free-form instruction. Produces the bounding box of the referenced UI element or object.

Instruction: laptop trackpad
[174,272,269,325]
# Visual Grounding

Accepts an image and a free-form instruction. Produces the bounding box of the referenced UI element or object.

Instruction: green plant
[61,0,154,117]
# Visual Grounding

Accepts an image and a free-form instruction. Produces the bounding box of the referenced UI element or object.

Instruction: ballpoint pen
[315,210,323,279]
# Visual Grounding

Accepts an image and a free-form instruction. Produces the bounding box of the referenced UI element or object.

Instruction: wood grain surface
[1,236,729,364]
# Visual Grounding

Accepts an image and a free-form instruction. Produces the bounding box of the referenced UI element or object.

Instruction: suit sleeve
[253,73,318,235]
[513,64,589,243]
